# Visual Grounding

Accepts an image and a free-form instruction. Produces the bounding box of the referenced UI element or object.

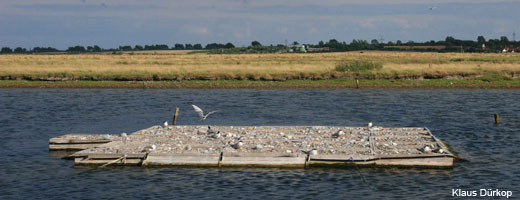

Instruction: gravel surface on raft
[78,126,448,157]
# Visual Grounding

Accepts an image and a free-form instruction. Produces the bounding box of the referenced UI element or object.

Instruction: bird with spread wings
[191,104,219,121]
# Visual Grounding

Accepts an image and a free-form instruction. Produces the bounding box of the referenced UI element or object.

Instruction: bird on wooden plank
[142,144,156,153]
[301,149,318,156]
[368,121,373,129]
[192,104,219,121]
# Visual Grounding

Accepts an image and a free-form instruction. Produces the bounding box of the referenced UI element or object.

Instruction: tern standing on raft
[191,105,219,121]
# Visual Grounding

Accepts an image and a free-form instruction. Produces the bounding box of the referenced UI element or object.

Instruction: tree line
[1,36,518,54]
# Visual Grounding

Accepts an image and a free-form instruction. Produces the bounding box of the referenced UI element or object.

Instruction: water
[1,89,519,199]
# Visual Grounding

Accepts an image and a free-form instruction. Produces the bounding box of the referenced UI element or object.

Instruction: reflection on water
[0,89,519,199]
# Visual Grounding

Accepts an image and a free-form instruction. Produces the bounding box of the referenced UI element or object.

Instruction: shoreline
[1,79,520,89]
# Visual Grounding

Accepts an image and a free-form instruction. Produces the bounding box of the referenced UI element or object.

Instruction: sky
[1,0,519,49]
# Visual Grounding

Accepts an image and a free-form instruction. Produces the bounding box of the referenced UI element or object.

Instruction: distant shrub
[335,61,382,72]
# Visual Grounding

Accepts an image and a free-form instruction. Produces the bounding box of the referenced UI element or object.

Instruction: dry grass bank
[1,51,519,81]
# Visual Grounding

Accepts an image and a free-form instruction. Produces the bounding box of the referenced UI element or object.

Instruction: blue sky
[1,0,519,49]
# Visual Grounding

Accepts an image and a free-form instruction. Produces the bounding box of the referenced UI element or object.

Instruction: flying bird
[429,6,437,10]
[192,104,219,121]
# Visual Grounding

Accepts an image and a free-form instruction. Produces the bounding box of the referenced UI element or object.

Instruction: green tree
[174,43,185,50]
[224,42,235,48]
[134,45,144,50]
[14,47,27,53]
[318,41,324,47]
[477,36,486,44]
[251,41,262,47]
[1,47,13,53]
[193,44,203,49]
[119,45,132,51]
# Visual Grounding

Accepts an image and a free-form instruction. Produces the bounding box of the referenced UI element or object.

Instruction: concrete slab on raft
[64,125,454,168]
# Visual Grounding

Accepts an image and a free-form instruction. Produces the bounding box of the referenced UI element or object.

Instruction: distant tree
[318,41,324,47]
[174,43,185,50]
[185,44,193,49]
[370,39,379,45]
[396,40,402,45]
[134,45,143,51]
[193,44,203,49]
[93,45,102,52]
[387,41,394,46]
[33,47,58,52]
[224,42,235,48]
[1,47,13,53]
[14,47,27,53]
[500,36,509,44]
[445,36,456,45]
[291,41,299,45]
[251,41,262,47]
[66,46,86,52]
[119,45,132,51]
[477,36,486,44]
[144,44,169,50]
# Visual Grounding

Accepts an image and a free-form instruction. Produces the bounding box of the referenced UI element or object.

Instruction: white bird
[419,145,432,153]
[231,141,243,149]
[332,130,344,138]
[163,121,168,127]
[368,121,373,128]
[142,144,156,153]
[301,149,318,156]
[429,6,437,10]
[192,104,219,121]
[121,132,128,143]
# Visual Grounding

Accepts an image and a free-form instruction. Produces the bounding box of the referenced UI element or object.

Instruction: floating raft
[51,125,454,168]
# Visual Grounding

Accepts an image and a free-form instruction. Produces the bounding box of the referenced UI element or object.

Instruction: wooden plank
[72,153,145,159]
[221,156,306,167]
[375,157,453,167]
[49,143,105,150]
[74,157,142,165]
[49,134,114,144]
[223,152,300,157]
[310,154,376,161]
[144,154,220,166]
[308,160,376,168]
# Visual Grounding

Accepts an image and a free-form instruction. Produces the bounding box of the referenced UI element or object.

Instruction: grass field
[0,51,519,88]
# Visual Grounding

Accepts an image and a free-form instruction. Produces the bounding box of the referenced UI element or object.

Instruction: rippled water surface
[1,89,519,199]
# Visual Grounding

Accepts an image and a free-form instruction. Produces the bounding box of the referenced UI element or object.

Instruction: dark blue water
[1,89,519,199]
